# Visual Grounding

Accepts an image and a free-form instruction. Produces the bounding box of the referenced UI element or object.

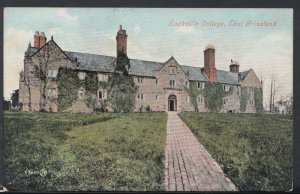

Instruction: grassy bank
[179,112,292,191]
[4,112,167,191]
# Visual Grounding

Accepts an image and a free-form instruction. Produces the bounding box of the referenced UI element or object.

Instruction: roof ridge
[64,50,115,58]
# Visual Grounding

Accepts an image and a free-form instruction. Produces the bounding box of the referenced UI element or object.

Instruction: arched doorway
[168,95,177,111]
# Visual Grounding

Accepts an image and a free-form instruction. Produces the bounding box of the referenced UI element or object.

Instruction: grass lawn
[179,112,292,191]
[4,111,167,191]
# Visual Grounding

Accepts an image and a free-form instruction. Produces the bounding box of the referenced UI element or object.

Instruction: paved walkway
[164,112,238,191]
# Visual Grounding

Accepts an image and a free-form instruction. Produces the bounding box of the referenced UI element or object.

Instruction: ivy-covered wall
[200,82,234,113]
[185,82,234,113]
[240,87,250,113]
[254,87,263,113]
[57,67,109,112]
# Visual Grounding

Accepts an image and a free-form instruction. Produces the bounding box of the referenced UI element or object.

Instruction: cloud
[133,25,141,34]
[55,8,78,23]
[4,28,34,100]
[47,27,63,36]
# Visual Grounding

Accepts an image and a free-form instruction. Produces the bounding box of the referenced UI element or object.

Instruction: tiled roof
[26,47,38,56]
[27,46,248,85]
[65,51,116,73]
[128,58,163,77]
[217,70,240,85]
[181,65,209,82]
[239,69,252,81]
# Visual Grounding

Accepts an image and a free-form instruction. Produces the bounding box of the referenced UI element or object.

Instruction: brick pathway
[164,111,238,191]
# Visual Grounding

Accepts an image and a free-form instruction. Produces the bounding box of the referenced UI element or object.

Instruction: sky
[3,8,293,109]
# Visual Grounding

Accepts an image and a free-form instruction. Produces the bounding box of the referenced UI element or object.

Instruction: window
[170,68,176,75]
[156,79,159,85]
[170,80,176,87]
[186,96,190,102]
[223,84,230,91]
[98,73,108,82]
[137,93,144,100]
[250,99,254,106]
[156,95,159,101]
[186,81,189,87]
[47,88,57,98]
[223,98,229,105]
[78,72,86,80]
[197,82,205,89]
[47,70,58,78]
[236,86,241,95]
[78,90,85,99]
[250,87,254,94]
[137,77,144,84]
[98,91,107,100]
[197,96,204,104]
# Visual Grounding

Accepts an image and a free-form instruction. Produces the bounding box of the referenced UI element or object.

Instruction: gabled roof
[239,69,252,81]
[26,47,38,56]
[26,41,251,84]
[181,65,208,81]
[65,51,116,73]
[128,58,163,77]
[217,70,240,85]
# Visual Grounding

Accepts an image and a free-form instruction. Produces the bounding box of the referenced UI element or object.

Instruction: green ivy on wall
[186,82,234,113]
[254,87,263,113]
[200,82,234,113]
[57,67,109,111]
[57,68,79,111]
[240,87,250,113]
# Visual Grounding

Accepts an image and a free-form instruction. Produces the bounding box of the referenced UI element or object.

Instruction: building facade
[19,26,263,113]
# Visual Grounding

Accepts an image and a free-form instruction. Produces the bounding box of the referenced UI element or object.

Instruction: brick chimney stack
[229,59,240,73]
[34,31,40,48]
[203,44,216,82]
[33,31,47,48]
[39,32,47,48]
[116,25,128,56]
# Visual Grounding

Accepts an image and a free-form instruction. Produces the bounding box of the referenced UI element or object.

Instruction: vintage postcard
[3,8,293,191]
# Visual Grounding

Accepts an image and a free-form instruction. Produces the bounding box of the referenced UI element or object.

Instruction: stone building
[19,26,263,113]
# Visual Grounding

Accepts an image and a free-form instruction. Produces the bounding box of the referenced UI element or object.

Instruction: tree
[269,72,279,113]
[277,95,293,115]
[107,52,138,113]
[10,89,19,107]
[3,100,11,111]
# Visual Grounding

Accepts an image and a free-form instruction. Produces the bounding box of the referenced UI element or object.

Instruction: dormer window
[48,70,58,78]
[78,72,86,80]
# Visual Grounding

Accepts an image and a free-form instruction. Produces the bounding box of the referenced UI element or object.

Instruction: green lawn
[4,112,167,191]
[179,112,292,191]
